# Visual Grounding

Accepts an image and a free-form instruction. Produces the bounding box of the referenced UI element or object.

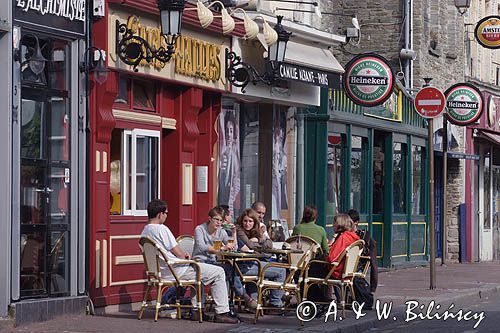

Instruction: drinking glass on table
[213,239,222,251]
[227,237,236,251]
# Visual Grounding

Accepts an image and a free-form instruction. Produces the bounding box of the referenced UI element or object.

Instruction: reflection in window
[109,129,160,215]
[373,135,385,214]
[484,151,491,229]
[351,136,365,212]
[115,77,130,105]
[411,145,425,215]
[393,142,407,214]
[239,102,258,219]
[133,80,156,110]
[327,135,343,215]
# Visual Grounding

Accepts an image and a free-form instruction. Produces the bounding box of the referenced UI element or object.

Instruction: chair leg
[175,286,181,320]
[138,284,152,320]
[254,286,264,324]
[197,285,203,323]
[155,286,162,322]
[340,285,346,319]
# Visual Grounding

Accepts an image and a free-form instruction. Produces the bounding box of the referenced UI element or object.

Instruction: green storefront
[304,85,429,267]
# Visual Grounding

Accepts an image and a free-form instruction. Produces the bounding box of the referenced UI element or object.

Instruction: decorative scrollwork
[225,49,277,93]
[115,20,177,72]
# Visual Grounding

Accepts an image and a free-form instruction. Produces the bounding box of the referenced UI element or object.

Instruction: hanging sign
[343,53,394,107]
[474,15,500,49]
[445,83,484,126]
[414,86,446,118]
[14,0,86,36]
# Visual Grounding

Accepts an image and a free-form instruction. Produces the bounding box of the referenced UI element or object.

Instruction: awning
[284,41,344,74]
[477,129,500,146]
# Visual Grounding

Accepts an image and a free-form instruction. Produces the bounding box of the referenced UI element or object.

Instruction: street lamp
[226,15,292,92]
[454,0,471,16]
[14,34,48,75]
[267,16,292,63]
[116,0,186,71]
[80,47,109,85]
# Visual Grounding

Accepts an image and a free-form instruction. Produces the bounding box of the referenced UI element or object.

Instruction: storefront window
[327,135,343,216]
[411,145,425,215]
[351,136,366,213]
[484,151,491,229]
[115,78,130,105]
[373,134,385,215]
[393,142,407,214]
[133,80,156,111]
[238,102,258,218]
[109,129,160,215]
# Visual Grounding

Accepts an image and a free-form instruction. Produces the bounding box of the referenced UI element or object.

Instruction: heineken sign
[343,53,394,107]
[445,83,484,126]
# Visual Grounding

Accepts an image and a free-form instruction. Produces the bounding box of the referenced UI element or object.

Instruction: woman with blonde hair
[327,213,360,279]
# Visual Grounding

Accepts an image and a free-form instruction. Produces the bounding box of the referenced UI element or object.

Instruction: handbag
[269,220,286,242]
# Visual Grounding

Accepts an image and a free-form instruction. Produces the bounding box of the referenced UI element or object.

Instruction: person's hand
[249,237,259,242]
[184,253,191,260]
[226,242,236,250]
[259,224,267,233]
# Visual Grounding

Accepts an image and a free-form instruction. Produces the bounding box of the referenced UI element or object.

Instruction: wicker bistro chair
[253,241,318,324]
[137,237,203,322]
[176,235,195,256]
[303,239,365,317]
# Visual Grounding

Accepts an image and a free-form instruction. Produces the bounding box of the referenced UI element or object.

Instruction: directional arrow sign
[414,86,446,118]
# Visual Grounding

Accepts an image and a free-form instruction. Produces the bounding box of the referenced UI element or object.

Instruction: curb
[301,284,500,333]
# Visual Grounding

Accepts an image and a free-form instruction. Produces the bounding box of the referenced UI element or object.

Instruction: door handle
[45,187,53,193]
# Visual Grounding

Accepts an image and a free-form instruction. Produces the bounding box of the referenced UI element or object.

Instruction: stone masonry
[320,0,467,262]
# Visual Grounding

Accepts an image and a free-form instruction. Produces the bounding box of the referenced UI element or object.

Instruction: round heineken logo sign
[474,16,500,49]
[343,53,394,107]
[445,83,484,126]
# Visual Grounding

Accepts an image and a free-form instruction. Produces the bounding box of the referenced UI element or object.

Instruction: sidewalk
[2,262,500,333]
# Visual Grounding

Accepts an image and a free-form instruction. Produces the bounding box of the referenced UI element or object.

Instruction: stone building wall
[320,0,467,262]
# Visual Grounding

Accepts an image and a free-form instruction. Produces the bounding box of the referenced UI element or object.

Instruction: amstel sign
[475,15,500,49]
[445,83,484,126]
[343,53,394,107]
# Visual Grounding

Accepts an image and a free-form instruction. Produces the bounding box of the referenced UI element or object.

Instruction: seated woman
[292,205,329,255]
[236,209,285,310]
[192,206,257,310]
[327,213,360,279]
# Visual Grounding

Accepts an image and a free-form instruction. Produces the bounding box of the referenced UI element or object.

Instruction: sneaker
[214,312,240,324]
[158,309,177,319]
[245,298,257,310]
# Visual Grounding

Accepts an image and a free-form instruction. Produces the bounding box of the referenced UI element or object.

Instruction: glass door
[19,34,71,297]
[492,166,500,260]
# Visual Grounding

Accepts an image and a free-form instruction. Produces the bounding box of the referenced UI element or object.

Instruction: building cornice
[466,76,500,95]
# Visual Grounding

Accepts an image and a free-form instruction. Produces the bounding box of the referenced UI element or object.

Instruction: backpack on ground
[352,277,374,310]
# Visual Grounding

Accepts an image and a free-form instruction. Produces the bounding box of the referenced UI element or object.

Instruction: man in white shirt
[141,199,238,323]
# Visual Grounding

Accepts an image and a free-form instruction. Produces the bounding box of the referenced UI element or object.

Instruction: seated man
[141,199,238,323]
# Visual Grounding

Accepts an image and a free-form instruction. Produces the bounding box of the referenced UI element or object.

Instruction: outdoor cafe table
[217,251,268,310]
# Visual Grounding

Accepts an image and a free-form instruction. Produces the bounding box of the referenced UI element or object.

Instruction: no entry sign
[414,87,446,118]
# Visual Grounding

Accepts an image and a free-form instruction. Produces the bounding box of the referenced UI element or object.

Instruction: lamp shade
[267,16,291,62]
[243,13,259,39]
[263,20,278,46]
[454,0,471,10]
[221,8,236,34]
[196,1,214,28]
[157,0,186,36]
[28,36,47,75]
[93,51,110,85]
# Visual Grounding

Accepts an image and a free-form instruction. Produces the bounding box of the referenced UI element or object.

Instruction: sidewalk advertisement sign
[474,15,500,49]
[445,83,484,126]
[343,53,394,107]
[414,86,446,118]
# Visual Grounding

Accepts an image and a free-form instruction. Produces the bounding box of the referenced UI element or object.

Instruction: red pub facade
[89,0,244,307]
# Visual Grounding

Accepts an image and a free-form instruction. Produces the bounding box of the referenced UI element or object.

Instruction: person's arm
[171,245,191,259]
[321,230,330,255]
[237,228,260,249]
[291,225,299,236]
[260,236,273,249]
[194,226,217,254]
[327,234,349,263]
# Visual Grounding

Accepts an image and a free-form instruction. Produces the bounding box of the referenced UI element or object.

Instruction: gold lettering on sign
[123,16,222,82]
[175,36,221,82]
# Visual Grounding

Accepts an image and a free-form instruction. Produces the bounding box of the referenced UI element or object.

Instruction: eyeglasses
[163,211,169,215]
[212,217,223,222]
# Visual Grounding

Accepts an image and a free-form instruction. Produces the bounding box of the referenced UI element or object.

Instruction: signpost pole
[429,117,436,290]
[442,117,448,266]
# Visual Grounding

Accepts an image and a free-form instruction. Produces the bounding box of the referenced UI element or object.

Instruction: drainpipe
[296,112,304,226]
[404,0,412,90]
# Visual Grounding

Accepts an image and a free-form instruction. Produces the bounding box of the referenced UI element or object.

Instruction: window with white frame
[109,129,160,216]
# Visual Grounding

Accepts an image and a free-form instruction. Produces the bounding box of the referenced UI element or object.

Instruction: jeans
[239,261,285,307]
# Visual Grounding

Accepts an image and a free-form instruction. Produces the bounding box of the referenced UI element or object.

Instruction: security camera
[400,48,416,60]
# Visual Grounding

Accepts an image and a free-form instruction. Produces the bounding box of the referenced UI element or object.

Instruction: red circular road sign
[414,87,446,118]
